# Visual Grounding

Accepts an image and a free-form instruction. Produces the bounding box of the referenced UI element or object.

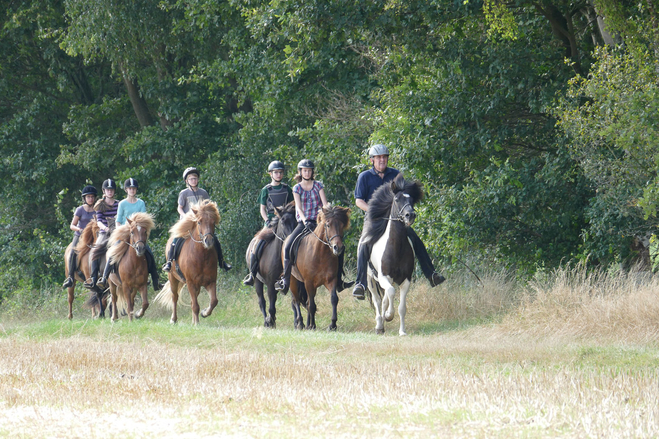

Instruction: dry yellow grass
[0,265,658,438]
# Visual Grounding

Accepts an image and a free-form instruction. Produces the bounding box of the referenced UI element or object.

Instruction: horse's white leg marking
[370,220,396,329]
[398,278,411,336]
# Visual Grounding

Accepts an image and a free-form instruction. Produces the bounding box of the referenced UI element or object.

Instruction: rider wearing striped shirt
[84,178,118,289]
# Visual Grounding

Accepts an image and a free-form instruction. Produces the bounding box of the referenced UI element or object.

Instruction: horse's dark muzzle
[403,212,416,227]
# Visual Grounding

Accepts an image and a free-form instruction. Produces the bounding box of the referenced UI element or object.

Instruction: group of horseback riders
[62,145,444,297]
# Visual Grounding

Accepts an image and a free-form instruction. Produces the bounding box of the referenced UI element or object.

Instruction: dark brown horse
[362,174,423,335]
[287,205,351,330]
[155,200,221,325]
[63,219,102,319]
[106,213,155,322]
[245,202,297,328]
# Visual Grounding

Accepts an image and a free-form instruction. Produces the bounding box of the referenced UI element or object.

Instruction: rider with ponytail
[62,185,98,288]
[274,159,353,295]
[96,178,162,291]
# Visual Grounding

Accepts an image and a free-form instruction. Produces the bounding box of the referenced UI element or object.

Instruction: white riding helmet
[368,144,389,157]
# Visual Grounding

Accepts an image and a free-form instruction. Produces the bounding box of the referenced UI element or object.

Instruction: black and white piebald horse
[359,174,424,335]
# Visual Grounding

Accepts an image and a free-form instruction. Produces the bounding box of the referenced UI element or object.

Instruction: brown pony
[155,200,221,325]
[245,202,297,328]
[287,205,351,330]
[63,219,100,319]
[106,213,155,322]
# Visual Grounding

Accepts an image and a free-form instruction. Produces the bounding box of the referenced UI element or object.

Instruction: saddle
[290,227,312,265]
[170,237,187,283]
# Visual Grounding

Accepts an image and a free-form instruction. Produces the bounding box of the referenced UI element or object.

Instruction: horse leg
[369,275,385,335]
[126,287,135,322]
[306,285,317,330]
[255,279,268,326]
[110,284,119,322]
[328,282,339,331]
[135,284,149,319]
[266,281,278,328]
[398,279,411,336]
[169,276,180,324]
[201,282,218,318]
[189,284,201,325]
[67,285,75,320]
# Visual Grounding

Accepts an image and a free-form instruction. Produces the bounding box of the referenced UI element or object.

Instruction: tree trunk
[121,70,155,128]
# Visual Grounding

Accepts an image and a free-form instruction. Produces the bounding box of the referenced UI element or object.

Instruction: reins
[188,221,215,244]
[308,221,342,248]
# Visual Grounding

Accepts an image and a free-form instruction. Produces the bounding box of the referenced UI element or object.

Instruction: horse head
[127,218,147,257]
[274,201,297,237]
[191,200,220,249]
[318,205,351,256]
[390,174,423,227]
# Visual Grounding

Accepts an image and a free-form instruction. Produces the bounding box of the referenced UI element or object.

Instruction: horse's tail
[83,290,108,313]
[154,281,175,311]
[365,282,376,311]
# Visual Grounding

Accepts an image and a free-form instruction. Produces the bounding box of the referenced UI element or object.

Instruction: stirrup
[83,278,96,289]
[62,277,74,288]
[337,279,355,291]
[162,261,172,272]
[352,283,366,300]
[222,261,232,272]
[96,277,108,290]
[243,273,255,286]
[274,278,288,295]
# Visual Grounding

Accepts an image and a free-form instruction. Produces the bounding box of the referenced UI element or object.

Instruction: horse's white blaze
[137,225,142,232]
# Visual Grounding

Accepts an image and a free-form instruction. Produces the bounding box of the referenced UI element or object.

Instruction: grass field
[0,266,658,438]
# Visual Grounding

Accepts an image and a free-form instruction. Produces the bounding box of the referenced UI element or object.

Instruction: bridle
[188,219,215,244]
[385,194,414,223]
[309,220,343,249]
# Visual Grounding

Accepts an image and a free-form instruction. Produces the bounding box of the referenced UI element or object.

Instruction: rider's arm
[260,204,268,222]
[70,215,81,233]
[356,198,369,212]
[177,204,186,217]
[293,192,305,223]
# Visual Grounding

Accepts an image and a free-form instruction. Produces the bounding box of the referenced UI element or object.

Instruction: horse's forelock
[170,200,219,238]
[320,205,351,229]
[129,212,155,234]
[404,180,424,204]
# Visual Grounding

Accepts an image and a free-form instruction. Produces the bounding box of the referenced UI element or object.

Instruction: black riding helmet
[81,185,98,198]
[102,179,117,191]
[124,178,138,190]
[268,161,285,172]
[297,159,314,170]
[183,167,200,181]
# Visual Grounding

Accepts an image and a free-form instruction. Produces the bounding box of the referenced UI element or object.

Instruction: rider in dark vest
[243,160,294,286]
[352,144,445,299]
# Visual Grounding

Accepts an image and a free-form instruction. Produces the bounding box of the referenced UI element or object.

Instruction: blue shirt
[116,198,146,225]
[354,167,400,203]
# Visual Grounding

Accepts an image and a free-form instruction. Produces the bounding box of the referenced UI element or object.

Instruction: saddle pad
[290,227,312,265]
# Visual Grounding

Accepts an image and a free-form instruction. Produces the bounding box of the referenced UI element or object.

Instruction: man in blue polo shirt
[352,144,445,299]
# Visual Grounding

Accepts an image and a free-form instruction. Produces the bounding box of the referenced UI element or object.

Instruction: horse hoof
[170,319,177,325]
[384,313,394,322]
[376,328,385,335]
[201,309,210,318]
[399,331,407,336]
[327,325,337,332]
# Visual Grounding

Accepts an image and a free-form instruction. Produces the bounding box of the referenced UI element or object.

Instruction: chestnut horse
[363,174,423,335]
[63,219,102,319]
[155,200,221,325]
[287,205,350,330]
[106,213,155,322]
[245,202,297,328]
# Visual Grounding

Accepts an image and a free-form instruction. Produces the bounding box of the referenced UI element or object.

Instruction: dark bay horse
[287,205,351,330]
[245,202,297,328]
[155,200,221,325]
[106,213,155,322]
[362,174,423,335]
[64,219,101,319]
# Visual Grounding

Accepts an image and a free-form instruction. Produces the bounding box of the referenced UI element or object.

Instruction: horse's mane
[317,205,351,232]
[364,174,423,242]
[108,212,155,265]
[170,199,220,239]
[255,201,296,243]
[75,219,100,258]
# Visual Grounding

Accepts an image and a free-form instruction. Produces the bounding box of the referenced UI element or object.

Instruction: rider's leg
[243,239,265,286]
[352,240,372,299]
[84,258,100,289]
[63,236,80,288]
[162,238,178,272]
[144,244,162,290]
[406,227,445,286]
[96,261,113,290]
[213,236,232,272]
[275,222,304,295]
[336,252,354,291]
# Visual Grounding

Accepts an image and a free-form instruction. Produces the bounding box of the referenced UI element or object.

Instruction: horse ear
[274,205,282,217]
[127,217,133,226]
[191,206,199,216]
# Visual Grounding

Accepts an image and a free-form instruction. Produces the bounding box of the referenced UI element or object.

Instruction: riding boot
[214,236,232,272]
[84,259,100,289]
[162,238,178,272]
[96,262,113,290]
[336,252,354,291]
[243,252,259,286]
[145,245,163,291]
[274,259,292,295]
[63,252,78,288]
